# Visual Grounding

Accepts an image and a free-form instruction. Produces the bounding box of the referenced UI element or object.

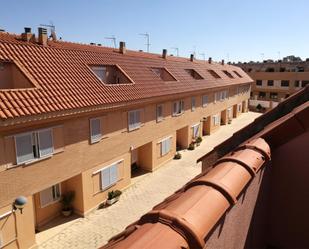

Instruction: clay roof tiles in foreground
[0,32,251,122]
[101,86,308,249]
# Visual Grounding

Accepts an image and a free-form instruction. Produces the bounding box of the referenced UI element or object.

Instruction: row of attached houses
[0,27,251,249]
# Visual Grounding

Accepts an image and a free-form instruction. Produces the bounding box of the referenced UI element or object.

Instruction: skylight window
[185,69,203,80]
[233,71,243,78]
[151,67,177,81]
[207,70,221,79]
[222,70,234,79]
[90,65,133,85]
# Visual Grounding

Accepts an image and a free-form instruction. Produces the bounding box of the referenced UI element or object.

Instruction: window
[101,163,118,190]
[90,65,132,84]
[238,104,242,112]
[222,70,234,79]
[281,80,289,87]
[185,69,203,80]
[172,100,184,116]
[233,71,243,78]
[265,67,274,72]
[151,67,177,81]
[215,90,228,102]
[192,124,200,139]
[267,80,274,86]
[295,80,300,87]
[161,137,172,156]
[208,70,221,79]
[191,97,196,111]
[202,95,208,107]
[270,92,278,99]
[156,104,163,122]
[90,118,102,143]
[259,92,266,98]
[15,129,53,165]
[302,81,309,87]
[40,184,61,208]
[256,80,262,86]
[212,114,220,126]
[91,66,107,82]
[128,110,141,131]
[279,67,286,72]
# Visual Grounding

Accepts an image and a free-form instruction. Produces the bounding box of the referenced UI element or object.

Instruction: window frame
[39,184,61,208]
[128,109,142,131]
[90,118,102,144]
[156,104,164,122]
[256,80,262,86]
[202,95,208,107]
[161,137,172,156]
[212,114,220,126]
[100,163,118,191]
[172,100,184,116]
[191,123,200,139]
[191,97,196,111]
[15,128,54,165]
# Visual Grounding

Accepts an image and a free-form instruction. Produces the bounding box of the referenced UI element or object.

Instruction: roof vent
[119,41,126,54]
[190,54,194,62]
[208,57,212,64]
[162,49,167,59]
[221,59,225,65]
[90,42,96,45]
[38,27,48,46]
[22,27,34,42]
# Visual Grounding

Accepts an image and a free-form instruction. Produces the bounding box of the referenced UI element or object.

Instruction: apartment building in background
[0,27,251,249]
[236,56,309,111]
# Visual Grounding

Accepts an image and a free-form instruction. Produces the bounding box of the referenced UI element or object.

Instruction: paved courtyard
[36,112,261,249]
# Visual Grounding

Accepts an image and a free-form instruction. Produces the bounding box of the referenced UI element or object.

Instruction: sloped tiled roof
[0,32,252,121]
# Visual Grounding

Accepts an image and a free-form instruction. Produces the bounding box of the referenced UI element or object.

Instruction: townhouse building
[236,58,309,111]
[0,27,251,248]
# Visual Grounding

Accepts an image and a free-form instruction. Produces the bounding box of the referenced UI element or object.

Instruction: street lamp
[13,196,27,214]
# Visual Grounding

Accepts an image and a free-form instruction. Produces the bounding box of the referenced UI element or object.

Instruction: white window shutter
[40,187,53,207]
[101,167,110,190]
[15,133,34,164]
[90,119,101,143]
[110,164,118,184]
[38,129,53,157]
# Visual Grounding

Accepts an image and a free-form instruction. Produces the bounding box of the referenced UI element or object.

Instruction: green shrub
[188,143,195,150]
[196,136,202,144]
[174,152,182,159]
[61,191,75,211]
[108,190,122,200]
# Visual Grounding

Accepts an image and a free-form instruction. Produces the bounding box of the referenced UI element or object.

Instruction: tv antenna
[199,53,206,61]
[105,36,117,48]
[40,21,56,40]
[139,33,150,52]
[171,47,179,57]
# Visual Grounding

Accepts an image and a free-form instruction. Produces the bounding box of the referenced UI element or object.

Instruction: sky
[1,0,309,62]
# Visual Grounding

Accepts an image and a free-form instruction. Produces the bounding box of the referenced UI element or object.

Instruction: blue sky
[1,0,309,62]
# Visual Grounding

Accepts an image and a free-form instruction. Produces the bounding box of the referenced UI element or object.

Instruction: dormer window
[207,70,221,79]
[185,69,203,80]
[233,71,243,78]
[0,60,35,89]
[222,70,234,79]
[90,65,133,85]
[151,67,177,81]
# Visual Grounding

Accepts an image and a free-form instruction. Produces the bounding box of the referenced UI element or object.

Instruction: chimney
[22,27,34,42]
[38,27,48,46]
[162,49,167,59]
[119,41,126,54]
[190,54,194,62]
[221,59,225,65]
[208,57,212,64]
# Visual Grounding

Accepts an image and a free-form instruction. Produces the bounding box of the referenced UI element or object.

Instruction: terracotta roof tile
[0,32,252,121]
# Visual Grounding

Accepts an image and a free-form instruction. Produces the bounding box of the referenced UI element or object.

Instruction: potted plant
[61,191,75,217]
[196,136,202,146]
[174,152,182,160]
[188,142,195,150]
[107,190,122,205]
[228,119,232,124]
